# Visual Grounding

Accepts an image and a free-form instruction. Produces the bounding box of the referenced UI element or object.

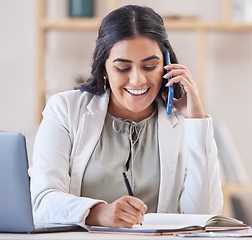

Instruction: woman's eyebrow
[113,58,132,63]
[113,55,160,63]
[141,55,160,62]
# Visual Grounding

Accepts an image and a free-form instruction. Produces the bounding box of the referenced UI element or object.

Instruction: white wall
[0,0,36,159]
[206,31,252,167]
[1,0,252,181]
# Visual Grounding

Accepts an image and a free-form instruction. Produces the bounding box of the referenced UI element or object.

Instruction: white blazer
[29,90,223,228]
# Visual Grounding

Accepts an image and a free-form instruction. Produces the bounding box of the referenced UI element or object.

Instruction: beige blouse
[81,109,160,213]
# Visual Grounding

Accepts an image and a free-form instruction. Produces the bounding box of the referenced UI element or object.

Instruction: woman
[29,5,223,229]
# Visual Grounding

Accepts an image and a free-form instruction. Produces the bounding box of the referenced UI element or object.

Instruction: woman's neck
[108,102,155,122]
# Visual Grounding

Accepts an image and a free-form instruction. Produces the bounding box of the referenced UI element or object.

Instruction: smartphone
[165,50,173,115]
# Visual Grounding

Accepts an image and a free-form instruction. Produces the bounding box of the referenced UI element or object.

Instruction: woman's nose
[129,69,147,86]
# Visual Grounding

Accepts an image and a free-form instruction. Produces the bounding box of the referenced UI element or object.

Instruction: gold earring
[103,76,107,91]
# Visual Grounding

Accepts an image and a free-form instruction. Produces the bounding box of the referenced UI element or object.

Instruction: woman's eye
[143,65,156,71]
[116,67,131,72]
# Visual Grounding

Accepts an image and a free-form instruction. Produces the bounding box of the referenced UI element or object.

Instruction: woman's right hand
[85,196,147,228]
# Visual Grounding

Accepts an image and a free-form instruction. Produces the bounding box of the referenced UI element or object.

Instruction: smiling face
[105,36,164,122]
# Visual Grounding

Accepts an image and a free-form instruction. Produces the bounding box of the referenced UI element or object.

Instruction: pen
[122,172,143,226]
[123,172,134,196]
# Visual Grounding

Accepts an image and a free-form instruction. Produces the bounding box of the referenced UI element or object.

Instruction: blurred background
[1,0,252,221]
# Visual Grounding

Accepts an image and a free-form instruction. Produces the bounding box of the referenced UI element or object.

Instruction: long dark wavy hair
[76,5,183,100]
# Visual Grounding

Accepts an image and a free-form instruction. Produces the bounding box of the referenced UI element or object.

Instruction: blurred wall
[0,0,36,158]
[0,0,252,181]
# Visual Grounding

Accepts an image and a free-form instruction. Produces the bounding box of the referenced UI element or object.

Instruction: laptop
[0,132,83,233]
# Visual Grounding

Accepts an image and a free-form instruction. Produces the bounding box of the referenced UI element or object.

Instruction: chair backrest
[231,194,252,226]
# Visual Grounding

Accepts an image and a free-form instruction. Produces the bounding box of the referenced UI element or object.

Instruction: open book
[89,213,249,236]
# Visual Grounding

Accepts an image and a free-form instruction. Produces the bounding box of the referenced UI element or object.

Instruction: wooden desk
[2,232,172,240]
[0,232,252,240]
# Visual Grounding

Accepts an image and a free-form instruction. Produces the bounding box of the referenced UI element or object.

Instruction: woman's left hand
[163,64,205,118]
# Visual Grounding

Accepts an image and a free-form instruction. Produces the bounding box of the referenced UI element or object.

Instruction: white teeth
[127,89,148,95]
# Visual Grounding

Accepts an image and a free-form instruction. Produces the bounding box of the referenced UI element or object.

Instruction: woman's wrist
[85,202,107,226]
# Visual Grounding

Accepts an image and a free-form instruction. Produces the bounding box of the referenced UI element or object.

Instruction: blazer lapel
[70,92,110,196]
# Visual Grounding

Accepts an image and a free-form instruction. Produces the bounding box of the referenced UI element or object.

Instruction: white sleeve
[179,116,223,215]
[28,94,105,229]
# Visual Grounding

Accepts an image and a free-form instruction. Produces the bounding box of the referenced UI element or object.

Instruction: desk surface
[0,232,252,240]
